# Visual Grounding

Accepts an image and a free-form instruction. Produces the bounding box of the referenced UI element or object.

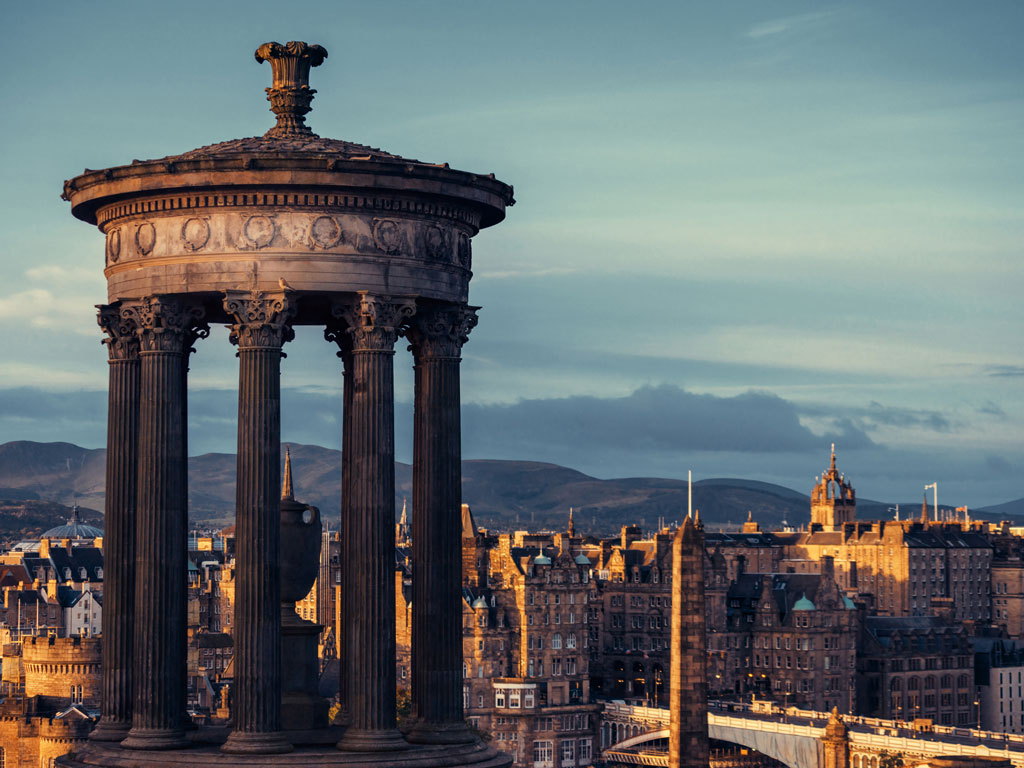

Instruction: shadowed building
[60,39,512,768]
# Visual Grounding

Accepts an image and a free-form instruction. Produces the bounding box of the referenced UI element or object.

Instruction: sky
[0,1,1022,508]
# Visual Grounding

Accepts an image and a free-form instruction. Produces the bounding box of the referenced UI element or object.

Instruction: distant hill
[979,498,1024,520]
[1,440,1020,540]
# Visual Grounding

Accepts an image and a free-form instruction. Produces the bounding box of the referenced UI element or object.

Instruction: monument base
[58,733,511,768]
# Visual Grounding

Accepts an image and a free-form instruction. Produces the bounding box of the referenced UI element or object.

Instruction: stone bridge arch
[604,724,817,768]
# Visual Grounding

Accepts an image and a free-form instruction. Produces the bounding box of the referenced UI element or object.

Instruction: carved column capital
[331,293,415,353]
[97,303,140,361]
[405,304,479,361]
[121,297,207,355]
[223,290,296,350]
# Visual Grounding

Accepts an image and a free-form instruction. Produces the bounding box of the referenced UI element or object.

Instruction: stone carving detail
[372,219,403,255]
[120,297,207,354]
[424,225,448,262]
[135,223,156,256]
[308,215,343,249]
[106,229,121,265]
[181,217,211,252]
[405,304,478,360]
[242,215,276,250]
[97,303,138,361]
[255,41,328,138]
[333,293,415,352]
[223,290,296,349]
[456,232,471,270]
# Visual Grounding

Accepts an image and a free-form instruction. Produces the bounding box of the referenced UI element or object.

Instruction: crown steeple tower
[810,445,856,531]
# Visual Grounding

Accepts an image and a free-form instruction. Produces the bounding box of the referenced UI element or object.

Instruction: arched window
[925,676,936,690]
[941,674,952,688]
[908,677,919,690]
[890,678,902,691]
[552,633,562,650]
[566,633,577,649]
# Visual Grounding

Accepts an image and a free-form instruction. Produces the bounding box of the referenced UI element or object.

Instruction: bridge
[602,701,1024,768]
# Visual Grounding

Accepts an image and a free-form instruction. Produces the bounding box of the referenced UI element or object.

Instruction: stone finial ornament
[255,41,329,137]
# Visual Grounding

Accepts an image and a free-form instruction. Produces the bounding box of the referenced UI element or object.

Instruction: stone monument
[61,39,513,768]
[668,514,710,768]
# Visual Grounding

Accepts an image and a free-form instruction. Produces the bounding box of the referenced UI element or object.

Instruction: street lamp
[974,699,981,730]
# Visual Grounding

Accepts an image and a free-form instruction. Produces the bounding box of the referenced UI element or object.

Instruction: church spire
[568,507,576,538]
[282,445,293,501]
[921,493,929,525]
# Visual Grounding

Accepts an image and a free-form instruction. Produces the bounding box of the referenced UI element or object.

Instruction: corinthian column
[90,303,139,743]
[333,292,414,752]
[222,290,295,755]
[120,297,205,751]
[323,319,353,730]
[405,303,478,745]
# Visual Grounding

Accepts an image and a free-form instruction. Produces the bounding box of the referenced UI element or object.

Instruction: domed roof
[42,506,102,540]
[843,596,857,610]
[63,41,514,229]
[574,554,591,565]
[534,547,552,566]
[792,594,816,611]
[471,596,488,610]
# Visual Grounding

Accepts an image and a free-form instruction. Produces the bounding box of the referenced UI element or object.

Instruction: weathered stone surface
[62,38,512,768]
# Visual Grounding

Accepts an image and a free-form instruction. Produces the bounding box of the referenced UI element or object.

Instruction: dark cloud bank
[0,384,1016,505]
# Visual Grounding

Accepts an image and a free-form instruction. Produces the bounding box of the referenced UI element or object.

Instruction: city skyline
[1,1,1022,506]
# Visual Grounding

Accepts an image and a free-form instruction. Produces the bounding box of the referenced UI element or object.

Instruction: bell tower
[810,445,856,531]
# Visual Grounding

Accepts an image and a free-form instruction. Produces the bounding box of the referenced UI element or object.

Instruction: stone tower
[810,445,856,531]
[820,707,850,768]
[669,515,710,768]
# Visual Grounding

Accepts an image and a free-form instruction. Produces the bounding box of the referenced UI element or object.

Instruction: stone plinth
[281,618,329,731]
[59,739,512,768]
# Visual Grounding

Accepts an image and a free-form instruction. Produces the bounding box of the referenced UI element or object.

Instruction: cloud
[978,400,1006,417]
[461,384,872,458]
[986,365,1024,378]
[745,10,845,40]
[0,289,99,336]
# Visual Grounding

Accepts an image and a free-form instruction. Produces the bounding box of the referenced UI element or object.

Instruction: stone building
[974,635,1024,733]
[590,527,673,704]
[706,568,858,711]
[856,615,975,725]
[990,532,1024,642]
[447,507,599,768]
[0,635,100,768]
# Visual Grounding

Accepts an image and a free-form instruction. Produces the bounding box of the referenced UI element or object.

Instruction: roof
[169,134,410,164]
[792,594,816,611]
[41,507,102,540]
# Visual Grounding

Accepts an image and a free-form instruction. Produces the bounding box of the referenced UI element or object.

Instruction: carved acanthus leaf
[97,303,139,361]
[331,293,416,352]
[223,290,296,349]
[120,297,207,354]
[405,304,479,360]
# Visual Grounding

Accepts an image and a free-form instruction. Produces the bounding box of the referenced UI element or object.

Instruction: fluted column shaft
[121,297,203,750]
[406,304,478,744]
[223,291,295,755]
[334,293,413,752]
[324,320,354,728]
[91,305,140,743]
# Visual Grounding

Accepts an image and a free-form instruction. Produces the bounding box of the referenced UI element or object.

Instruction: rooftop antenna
[925,482,938,521]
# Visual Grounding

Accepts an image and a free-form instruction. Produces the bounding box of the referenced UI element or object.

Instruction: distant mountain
[979,498,1024,520]
[1,440,1019,539]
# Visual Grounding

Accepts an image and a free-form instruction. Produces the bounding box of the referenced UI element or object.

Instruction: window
[524,690,535,708]
[510,690,521,708]
[496,690,506,708]
[534,740,553,767]
[561,739,575,764]
[578,738,592,763]
[553,634,562,650]
[567,633,577,649]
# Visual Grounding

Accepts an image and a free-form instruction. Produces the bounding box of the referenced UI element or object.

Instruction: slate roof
[168,135,412,164]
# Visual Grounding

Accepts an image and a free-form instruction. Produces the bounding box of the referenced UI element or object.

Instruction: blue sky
[1,1,1021,507]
